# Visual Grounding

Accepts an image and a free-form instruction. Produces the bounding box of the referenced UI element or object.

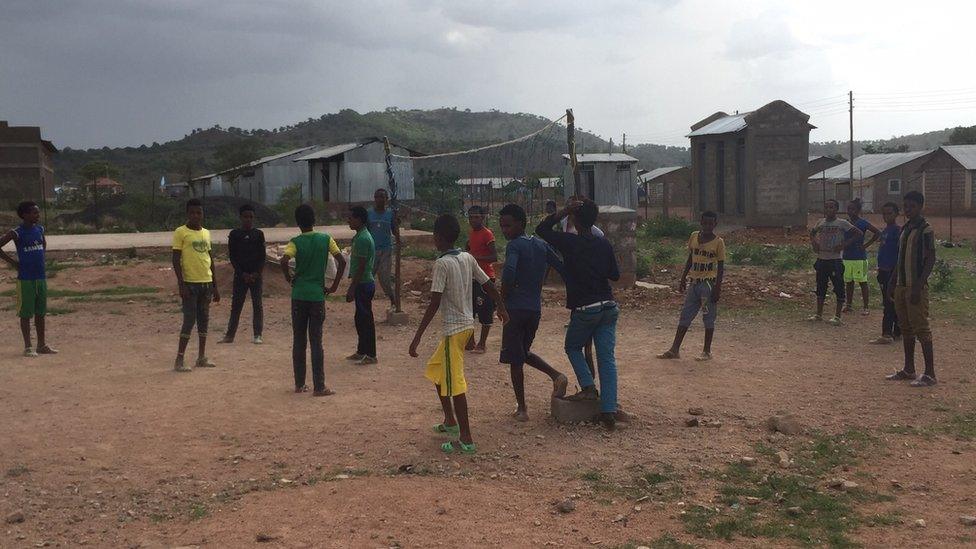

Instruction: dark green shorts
[16,279,47,318]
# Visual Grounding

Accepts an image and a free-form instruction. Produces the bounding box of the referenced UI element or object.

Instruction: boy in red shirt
[464,205,497,353]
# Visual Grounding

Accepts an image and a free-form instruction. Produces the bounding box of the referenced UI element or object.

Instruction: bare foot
[656,349,679,359]
[512,409,529,422]
[552,374,568,398]
[471,346,486,354]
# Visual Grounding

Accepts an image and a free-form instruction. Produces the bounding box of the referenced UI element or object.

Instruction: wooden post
[663,179,670,219]
[382,136,403,313]
[566,109,581,197]
[949,161,954,243]
[643,180,649,220]
[848,91,854,189]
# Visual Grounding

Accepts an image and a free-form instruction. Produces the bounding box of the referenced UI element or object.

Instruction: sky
[3,0,976,150]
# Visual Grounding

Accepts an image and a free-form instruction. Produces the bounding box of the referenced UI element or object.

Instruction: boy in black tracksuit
[220,204,266,344]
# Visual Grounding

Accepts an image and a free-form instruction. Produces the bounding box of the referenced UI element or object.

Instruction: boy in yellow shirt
[657,211,725,361]
[171,199,220,372]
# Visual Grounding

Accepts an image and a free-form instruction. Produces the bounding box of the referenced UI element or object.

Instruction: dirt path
[1,261,975,548]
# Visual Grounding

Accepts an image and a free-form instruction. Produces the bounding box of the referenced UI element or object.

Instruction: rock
[960,515,976,526]
[740,457,757,467]
[534,519,542,527]
[255,533,279,543]
[5,511,25,524]
[612,514,626,523]
[841,480,859,491]
[684,417,700,427]
[765,414,803,436]
[775,450,791,467]
[550,397,600,424]
[704,420,723,428]
[744,496,761,505]
[687,407,704,416]
[787,506,803,516]
[913,519,926,528]
[556,499,576,514]
[635,281,669,290]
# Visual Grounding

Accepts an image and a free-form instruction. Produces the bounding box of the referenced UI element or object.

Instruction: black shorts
[472,280,496,325]
[499,309,541,365]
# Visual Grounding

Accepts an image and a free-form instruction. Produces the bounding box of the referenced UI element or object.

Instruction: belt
[574,300,615,312]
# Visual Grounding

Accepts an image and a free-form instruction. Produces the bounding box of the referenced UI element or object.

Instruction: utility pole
[622,133,627,154]
[848,90,854,199]
[608,138,613,155]
[566,109,581,197]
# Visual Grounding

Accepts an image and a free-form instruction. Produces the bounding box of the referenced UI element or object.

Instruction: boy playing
[0,201,57,357]
[536,198,621,430]
[172,198,220,372]
[657,211,725,361]
[497,203,569,422]
[346,206,377,365]
[842,199,880,315]
[809,199,863,326]
[368,188,398,310]
[280,204,346,395]
[464,205,497,353]
[870,202,901,344]
[409,214,508,454]
[219,204,266,344]
[885,191,937,387]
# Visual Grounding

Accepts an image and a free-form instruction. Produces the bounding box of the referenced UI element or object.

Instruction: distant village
[2,98,975,228]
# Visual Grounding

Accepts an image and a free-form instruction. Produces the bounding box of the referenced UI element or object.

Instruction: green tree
[415,169,461,214]
[948,125,976,145]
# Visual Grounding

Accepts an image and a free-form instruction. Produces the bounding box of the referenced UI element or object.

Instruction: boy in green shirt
[345,206,377,365]
[171,198,219,372]
[280,204,346,395]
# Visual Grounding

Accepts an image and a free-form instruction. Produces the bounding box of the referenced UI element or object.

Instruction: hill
[809,127,956,159]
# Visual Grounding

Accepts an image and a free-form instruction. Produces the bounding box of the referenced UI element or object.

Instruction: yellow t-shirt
[172,225,213,283]
[282,236,340,258]
[687,231,726,281]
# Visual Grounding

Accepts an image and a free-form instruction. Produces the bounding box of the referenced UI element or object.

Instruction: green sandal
[441,440,477,454]
[432,423,460,436]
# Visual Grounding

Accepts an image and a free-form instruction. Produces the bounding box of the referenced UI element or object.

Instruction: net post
[566,109,580,198]
[383,136,403,314]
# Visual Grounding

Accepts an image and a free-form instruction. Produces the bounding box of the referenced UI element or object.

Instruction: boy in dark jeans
[809,199,862,326]
[280,204,346,395]
[220,204,266,344]
[497,203,568,422]
[345,206,377,365]
[171,198,220,372]
[0,201,57,357]
[870,202,901,344]
[536,198,621,430]
[465,205,498,353]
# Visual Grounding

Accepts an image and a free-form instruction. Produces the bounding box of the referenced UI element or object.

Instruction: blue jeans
[565,302,619,413]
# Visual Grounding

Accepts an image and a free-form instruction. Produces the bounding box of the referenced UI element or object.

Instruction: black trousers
[225,272,263,338]
[814,259,846,304]
[291,299,325,391]
[877,269,901,337]
[354,282,376,357]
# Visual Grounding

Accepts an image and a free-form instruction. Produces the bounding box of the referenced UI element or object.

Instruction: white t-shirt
[561,218,605,238]
[430,251,490,336]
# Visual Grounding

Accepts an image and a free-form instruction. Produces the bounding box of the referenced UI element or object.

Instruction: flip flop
[432,423,460,436]
[441,440,476,454]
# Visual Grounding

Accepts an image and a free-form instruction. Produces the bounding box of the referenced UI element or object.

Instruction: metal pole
[382,136,402,313]
[566,109,581,197]
[644,180,649,220]
[848,91,854,196]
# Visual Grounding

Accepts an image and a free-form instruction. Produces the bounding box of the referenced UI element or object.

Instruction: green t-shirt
[283,231,340,302]
[350,228,375,284]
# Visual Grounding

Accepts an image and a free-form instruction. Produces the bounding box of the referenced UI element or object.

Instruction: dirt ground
[2,256,976,548]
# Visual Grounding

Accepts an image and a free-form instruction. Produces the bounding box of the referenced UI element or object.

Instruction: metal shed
[561,153,639,209]
[293,139,415,203]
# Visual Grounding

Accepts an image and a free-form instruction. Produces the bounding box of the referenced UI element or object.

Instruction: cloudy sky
[3,0,975,150]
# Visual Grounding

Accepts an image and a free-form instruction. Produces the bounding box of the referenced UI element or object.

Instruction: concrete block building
[918,145,976,216]
[808,151,934,213]
[0,121,58,207]
[687,100,813,227]
[638,166,691,215]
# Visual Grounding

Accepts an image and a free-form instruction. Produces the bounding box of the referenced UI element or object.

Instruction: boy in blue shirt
[368,188,398,310]
[497,204,568,422]
[842,199,880,315]
[870,202,902,344]
[0,201,58,357]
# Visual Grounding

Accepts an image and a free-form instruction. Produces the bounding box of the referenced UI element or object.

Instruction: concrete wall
[597,206,638,288]
[0,125,55,204]
[920,151,976,216]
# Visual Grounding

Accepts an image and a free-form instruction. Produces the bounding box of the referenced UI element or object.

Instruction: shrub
[932,259,954,292]
[728,243,776,266]
[642,216,697,239]
[636,254,651,278]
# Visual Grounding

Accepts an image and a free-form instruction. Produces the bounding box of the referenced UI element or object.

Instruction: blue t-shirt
[501,235,563,312]
[842,218,871,261]
[13,224,45,280]
[367,208,394,251]
[876,223,901,271]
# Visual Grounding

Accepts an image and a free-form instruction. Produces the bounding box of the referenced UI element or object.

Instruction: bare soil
[1,257,975,548]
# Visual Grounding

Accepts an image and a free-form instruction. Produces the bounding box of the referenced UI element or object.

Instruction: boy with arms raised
[885,191,937,387]
[536,198,621,430]
[409,214,508,454]
[464,205,498,353]
[809,199,862,326]
[172,198,219,372]
[0,201,57,357]
[870,202,901,344]
[345,206,377,365]
[842,199,880,315]
[657,211,725,361]
[497,203,568,422]
[219,204,266,344]
[280,204,346,395]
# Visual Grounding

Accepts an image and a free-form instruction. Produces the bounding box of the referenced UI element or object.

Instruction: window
[888,179,901,194]
[616,163,630,171]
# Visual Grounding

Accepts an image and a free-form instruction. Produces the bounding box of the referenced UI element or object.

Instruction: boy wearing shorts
[497,203,568,422]
[0,201,57,357]
[171,198,220,372]
[464,205,497,353]
[409,214,508,454]
[657,211,725,361]
[842,199,880,315]
[809,199,862,326]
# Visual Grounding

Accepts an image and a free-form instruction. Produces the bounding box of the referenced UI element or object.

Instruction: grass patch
[617,533,697,549]
[5,465,29,478]
[943,412,976,440]
[642,216,697,239]
[0,285,159,298]
[401,245,440,260]
[66,294,165,304]
[46,307,76,316]
[188,502,208,520]
[727,243,812,271]
[580,465,684,503]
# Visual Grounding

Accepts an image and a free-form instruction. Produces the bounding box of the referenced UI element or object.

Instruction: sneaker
[806,315,823,322]
[217,336,234,344]
[598,412,616,431]
[614,408,634,424]
[827,316,843,326]
[252,335,264,345]
[37,345,58,354]
[869,336,894,345]
[312,387,336,397]
[346,353,365,361]
[885,370,915,381]
[24,347,38,358]
[357,355,378,365]
[195,357,216,368]
[564,387,599,401]
[909,374,937,387]
[174,356,191,372]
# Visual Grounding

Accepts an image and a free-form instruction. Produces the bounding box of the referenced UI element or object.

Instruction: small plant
[651,244,678,265]
[636,254,652,278]
[642,216,697,239]
[932,259,954,292]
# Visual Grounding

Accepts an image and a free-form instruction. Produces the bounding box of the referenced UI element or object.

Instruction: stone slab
[551,396,601,424]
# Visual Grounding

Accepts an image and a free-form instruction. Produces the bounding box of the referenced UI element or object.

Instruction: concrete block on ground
[551,397,600,424]
[386,310,410,326]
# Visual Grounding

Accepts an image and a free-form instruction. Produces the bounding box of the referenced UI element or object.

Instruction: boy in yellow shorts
[409,214,508,454]
[842,199,880,314]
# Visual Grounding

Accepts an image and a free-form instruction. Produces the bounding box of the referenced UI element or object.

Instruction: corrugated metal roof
[561,153,639,163]
[811,150,934,182]
[292,141,368,162]
[942,145,976,170]
[249,145,319,166]
[686,113,748,137]
[639,166,684,182]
